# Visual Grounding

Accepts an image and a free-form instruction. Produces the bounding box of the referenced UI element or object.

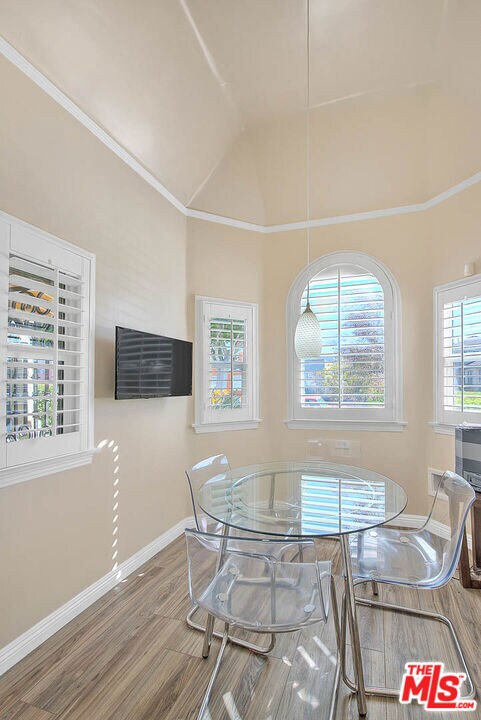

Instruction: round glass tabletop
[199,460,407,538]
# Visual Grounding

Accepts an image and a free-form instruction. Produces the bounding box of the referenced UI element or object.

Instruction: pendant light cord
[306,0,311,307]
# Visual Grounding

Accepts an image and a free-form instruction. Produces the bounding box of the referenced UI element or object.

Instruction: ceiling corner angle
[1,36,481,236]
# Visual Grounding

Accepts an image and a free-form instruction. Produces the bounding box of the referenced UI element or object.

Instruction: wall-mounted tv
[115,326,192,400]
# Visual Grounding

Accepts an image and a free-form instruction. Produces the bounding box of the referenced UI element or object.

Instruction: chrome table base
[340,535,368,716]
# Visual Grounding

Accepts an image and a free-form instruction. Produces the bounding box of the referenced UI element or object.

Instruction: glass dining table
[198,459,408,717]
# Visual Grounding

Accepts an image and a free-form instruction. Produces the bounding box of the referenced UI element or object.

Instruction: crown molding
[424,171,481,210]
[1,35,481,235]
[265,201,425,233]
[0,36,186,215]
[185,206,265,232]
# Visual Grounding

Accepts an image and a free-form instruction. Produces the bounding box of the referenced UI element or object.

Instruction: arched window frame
[286,251,405,432]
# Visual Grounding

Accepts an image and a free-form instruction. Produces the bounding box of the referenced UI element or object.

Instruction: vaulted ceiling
[0,0,479,225]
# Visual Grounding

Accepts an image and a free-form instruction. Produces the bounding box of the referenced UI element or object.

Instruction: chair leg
[187,605,276,655]
[327,578,341,720]
[341,583,476,700]
[202,613,215,659]
[339,592,358,694]
[198,623,229,720]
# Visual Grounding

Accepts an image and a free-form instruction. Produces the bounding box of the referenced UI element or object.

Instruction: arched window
[286,251,404,431]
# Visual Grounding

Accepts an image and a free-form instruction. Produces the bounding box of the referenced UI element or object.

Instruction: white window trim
[0,209,96,487]
[286,251,405,432]
[193,295,260,433]
[433,273,481,435]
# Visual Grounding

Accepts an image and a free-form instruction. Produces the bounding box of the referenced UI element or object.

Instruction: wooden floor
[0,535,480,720]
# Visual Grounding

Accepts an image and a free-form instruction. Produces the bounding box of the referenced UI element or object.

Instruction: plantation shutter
[440,288,481,420]
[203,301,252,423]
[208,315,247,411]
[0,221,93,470]
[300,265,385,410]
[196,298,258,429]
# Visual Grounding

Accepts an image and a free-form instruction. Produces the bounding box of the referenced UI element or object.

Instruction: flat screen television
[115,326,192,400]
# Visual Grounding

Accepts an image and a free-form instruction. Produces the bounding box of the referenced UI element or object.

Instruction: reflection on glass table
[199,460,407,538]
[198,459,407,718]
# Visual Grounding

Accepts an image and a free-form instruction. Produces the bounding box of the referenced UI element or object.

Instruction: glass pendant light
[295,281,322,359]
[295,0,322,360]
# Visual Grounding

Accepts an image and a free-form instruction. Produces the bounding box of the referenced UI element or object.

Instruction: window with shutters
[287,251,404,431]
[194,297,259,433]
[434,275,481,433]
[0,213,95,486]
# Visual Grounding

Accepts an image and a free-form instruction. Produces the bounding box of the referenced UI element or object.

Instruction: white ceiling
[186,0,445,121]
[0,0,477,221]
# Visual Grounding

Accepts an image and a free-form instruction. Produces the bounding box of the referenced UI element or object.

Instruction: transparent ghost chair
[185,528,340,720]
[185,454,303,653]
[343,471,476,700]
[185,454,231,535]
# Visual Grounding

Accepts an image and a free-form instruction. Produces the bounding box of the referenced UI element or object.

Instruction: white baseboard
[0,515,195,677]
[0,512,469,677]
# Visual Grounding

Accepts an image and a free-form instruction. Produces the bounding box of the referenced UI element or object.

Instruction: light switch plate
[306,438,361,460]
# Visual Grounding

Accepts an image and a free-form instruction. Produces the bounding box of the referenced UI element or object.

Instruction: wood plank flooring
[0,535,480,720]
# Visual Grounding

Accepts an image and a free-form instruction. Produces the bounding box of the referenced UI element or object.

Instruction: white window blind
[287,251,403,430]
[209,316,247,411]
[194,297,259,432]
[435,276,481,428]
[300,266,385,409]
[0,216,95,483]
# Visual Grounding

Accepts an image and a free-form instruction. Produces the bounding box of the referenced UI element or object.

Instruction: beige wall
[185,184,481,523]
[260,212,434,516]
[426,182,481,475]
[259,186,481,520]
[0,56,192,646]
[186,218,271,466]
[1,36,481,656]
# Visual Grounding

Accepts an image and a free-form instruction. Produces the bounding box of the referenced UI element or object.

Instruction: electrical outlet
[333,439,361,459]
[333,440,350,458]
[427,467,448,500]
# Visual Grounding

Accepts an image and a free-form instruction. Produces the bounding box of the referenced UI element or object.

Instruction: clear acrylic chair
[185,454,230,535]
[185,454,303,652]
[185,528,339,720]
[343,470,476,700]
